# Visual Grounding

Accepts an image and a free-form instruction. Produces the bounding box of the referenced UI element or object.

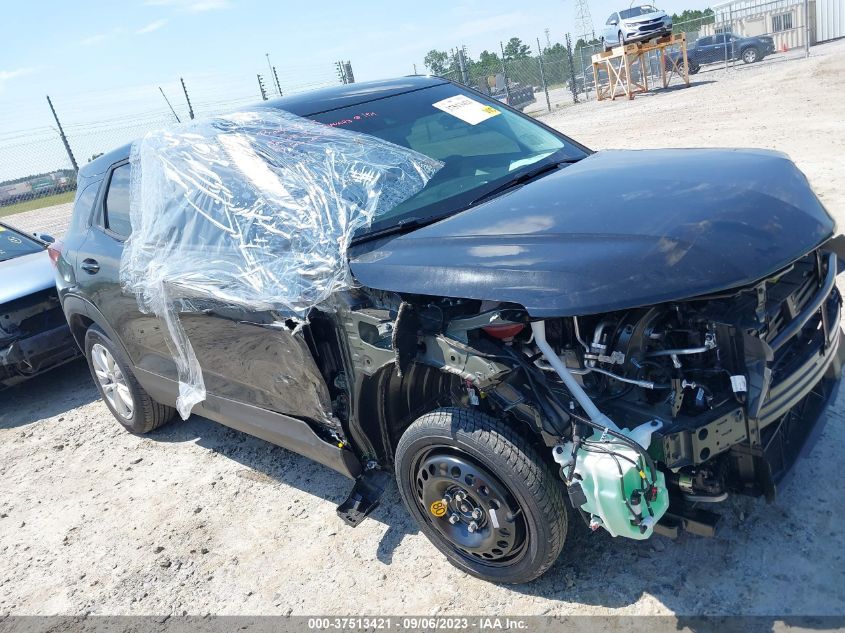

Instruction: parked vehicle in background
[54,77,845,584]
[670,33,776,74]
[477,73,536,111]
[0,222,79,388]
[602,5,672,50]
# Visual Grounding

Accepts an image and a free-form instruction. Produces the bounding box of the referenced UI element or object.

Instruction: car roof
[80,76,449,177]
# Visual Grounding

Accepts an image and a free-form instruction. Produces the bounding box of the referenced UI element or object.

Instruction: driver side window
[606,13,618,24]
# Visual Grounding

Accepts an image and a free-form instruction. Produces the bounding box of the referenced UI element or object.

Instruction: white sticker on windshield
[433,95,501,125]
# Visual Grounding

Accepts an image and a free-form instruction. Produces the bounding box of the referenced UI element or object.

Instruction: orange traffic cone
[780,42,789,52]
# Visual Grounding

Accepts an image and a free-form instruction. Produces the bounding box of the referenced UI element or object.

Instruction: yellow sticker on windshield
[433,95,501,125]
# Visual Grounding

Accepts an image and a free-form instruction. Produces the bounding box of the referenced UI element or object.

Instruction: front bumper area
[624,21,672,42]
[0,323,80,389]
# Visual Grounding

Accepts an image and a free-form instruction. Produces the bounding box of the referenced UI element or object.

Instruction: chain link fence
[0,65,343,220]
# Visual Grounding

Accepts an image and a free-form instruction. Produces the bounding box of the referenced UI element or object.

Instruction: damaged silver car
[1,222,79,388]
[52,77,845,583]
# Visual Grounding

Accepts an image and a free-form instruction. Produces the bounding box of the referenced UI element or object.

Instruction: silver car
[602,5,672,50]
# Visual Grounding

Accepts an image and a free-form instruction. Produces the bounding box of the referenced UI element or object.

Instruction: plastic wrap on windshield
[121,109,442,419]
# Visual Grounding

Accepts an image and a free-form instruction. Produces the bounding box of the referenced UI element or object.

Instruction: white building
[703,0,844,49]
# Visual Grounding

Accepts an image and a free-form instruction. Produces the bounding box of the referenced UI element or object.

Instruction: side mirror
[610,20,618,25]
[37,233,55,244]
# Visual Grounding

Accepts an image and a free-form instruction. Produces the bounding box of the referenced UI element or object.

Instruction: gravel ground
[2,40,845,618]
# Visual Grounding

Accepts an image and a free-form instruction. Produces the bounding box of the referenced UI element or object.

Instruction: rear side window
[697,37,713,46]
[104,164,132,238]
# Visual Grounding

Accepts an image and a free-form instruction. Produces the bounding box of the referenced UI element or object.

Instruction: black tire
[395,407,567,584]
[618,31,625,47]
[84,325,175,434]
[741,47,759,64]
[688,61,700,75]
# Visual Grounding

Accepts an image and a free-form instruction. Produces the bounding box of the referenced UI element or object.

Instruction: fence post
[578,44,589,100]
[46,95,78,173]
[499,41,511,104]
[565,34,579,104]
[536,39,551,112]
[804,0,810,57]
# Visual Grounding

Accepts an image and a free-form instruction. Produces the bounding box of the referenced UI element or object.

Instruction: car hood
[0,250,55,304]
[349,149,835,317]
[622,10,667,22]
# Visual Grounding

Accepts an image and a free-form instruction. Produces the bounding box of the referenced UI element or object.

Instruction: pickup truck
[670,32,775,73]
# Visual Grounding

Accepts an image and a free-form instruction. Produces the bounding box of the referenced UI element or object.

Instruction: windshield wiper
[464,157,581,208]
[350,216,440,244]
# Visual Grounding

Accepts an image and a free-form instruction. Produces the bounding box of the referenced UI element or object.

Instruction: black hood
[349,149,835,316]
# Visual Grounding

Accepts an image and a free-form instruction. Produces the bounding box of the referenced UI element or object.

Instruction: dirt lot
[2,40,845,618]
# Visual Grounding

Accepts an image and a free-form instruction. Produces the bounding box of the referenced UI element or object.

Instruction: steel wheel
[413,449,527,566]
[91,342,134,420]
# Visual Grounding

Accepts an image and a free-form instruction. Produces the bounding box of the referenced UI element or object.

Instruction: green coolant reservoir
[556,429,669,540]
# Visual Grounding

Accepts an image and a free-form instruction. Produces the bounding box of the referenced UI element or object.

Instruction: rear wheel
[395,407,567,583]
[85,326,175,434]
[742,47,759,64]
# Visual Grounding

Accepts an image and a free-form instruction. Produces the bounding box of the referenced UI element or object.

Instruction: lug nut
[472,508,483,520]
[460,504,469,513]
[448,513,460,524]
[467,521,479,533]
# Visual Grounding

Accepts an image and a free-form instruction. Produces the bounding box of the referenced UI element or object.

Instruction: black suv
[53,77,845,583]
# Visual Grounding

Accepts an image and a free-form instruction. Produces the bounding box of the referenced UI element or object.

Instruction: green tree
[503,37,531,60]
[671,7,715,31]
[424,49,450,75]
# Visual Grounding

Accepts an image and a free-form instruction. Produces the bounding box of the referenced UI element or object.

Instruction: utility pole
[413,63,418,74]
[536,38,551,112]
[544,28,551,49]
[457,47,469,84]
[180,77,194,120]
[343,61,355,84]
[159,87,181,123]
[573,0,596,49]
[272,66,283,96]
[257,74,268,101]
[46,95,78,172]
[266,54,282,95]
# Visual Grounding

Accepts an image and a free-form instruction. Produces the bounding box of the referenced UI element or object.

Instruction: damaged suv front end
[347,146,845,540]
[1,223,79,388]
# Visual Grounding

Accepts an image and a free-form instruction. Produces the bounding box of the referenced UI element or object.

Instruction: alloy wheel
[91,343,134,420]
[413,450,527,565]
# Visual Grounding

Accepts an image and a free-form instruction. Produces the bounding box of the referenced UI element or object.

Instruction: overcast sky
[1,0,708,180]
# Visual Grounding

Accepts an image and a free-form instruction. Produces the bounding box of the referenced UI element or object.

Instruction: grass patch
[0,191,76,218]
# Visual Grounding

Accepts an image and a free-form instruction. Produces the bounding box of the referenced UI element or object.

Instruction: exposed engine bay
[329,247,844,539]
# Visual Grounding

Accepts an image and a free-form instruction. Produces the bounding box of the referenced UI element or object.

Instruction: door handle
[81,258,100,274]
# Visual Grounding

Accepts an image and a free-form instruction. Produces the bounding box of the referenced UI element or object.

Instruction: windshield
[0,225,43,262]
[307,83,588,238]
[620,5,659,18]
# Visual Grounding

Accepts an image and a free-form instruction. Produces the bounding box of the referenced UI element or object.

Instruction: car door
[693,36,713,62]
[79,160,333,423]
[711,34,730,62]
